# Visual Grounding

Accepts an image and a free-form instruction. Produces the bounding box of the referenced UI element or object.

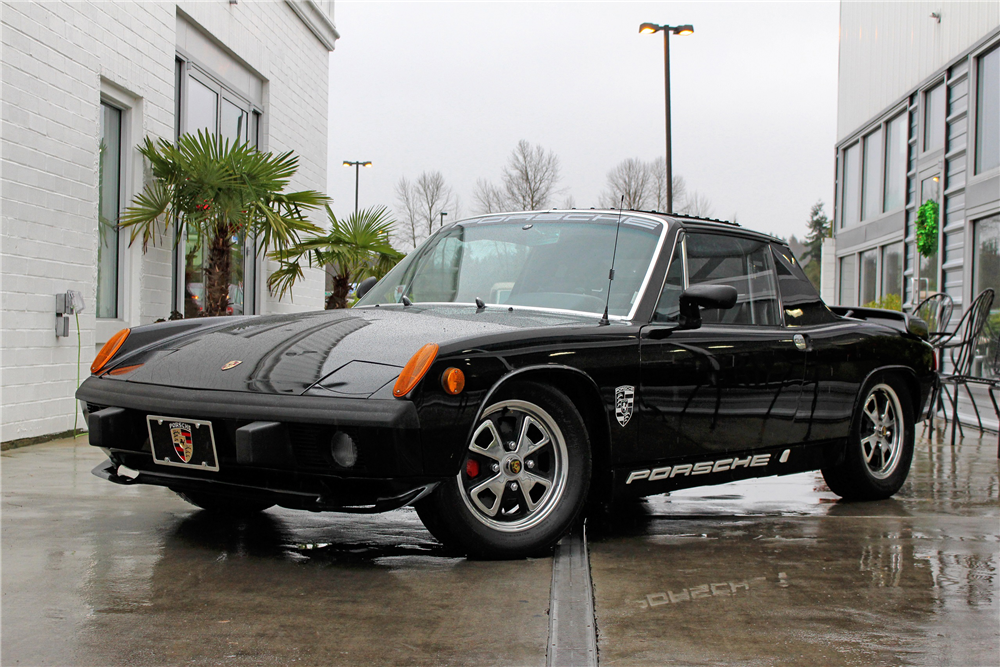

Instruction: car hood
[104,305,599,396]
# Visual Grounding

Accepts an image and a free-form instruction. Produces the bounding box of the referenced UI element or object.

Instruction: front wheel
[416,383,591,558]
[822,376,914,500]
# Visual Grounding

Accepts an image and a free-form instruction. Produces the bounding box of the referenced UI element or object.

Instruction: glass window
[771,244,837,326]
[883,114,907,212]
[653,236,685,322]
[221,97,248,146]
[862,129,883,220]
[881,243,903,299]
[178,65,258,317]
[974,214,1000,310]
[357,214,663,318]
[924,83,945,152]
[682,234,779,326]
[839,255,857,306]
[186,76,218,136]
[976,46,999,174]
[97,103,122,319]
[841,143,860,227]
[859,249,878,306]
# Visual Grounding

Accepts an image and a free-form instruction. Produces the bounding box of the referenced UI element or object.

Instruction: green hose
[74,311,82,437]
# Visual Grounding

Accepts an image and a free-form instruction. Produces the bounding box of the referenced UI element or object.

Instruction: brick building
[1,1,339,444]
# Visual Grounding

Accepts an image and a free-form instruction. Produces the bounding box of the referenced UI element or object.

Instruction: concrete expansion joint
[547,522,599,667]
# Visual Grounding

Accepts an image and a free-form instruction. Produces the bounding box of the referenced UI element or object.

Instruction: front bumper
[77,377,445,512]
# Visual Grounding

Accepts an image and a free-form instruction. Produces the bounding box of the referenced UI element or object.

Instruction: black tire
[176,490,274,515]
[416,382,591,559]
[822,374,914,501]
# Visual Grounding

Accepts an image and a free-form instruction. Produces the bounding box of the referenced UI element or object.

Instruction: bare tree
[600,158,652,210]
[678,191,715,218]
[472,178,506,214]
[394,171,456,249]
[648,158,688,213]
[473,140,561,213]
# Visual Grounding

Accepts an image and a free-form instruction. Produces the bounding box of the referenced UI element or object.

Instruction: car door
[636,232,806,463]
[770,243,860,442]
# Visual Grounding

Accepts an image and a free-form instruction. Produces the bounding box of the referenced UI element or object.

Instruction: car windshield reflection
[354,212,666,318]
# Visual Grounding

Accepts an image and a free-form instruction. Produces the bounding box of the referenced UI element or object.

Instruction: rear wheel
[416,383,591,558]
[176,490,274,515]
[822,376,914,500]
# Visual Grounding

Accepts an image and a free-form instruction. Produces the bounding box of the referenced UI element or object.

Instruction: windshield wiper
[475,297,486,312]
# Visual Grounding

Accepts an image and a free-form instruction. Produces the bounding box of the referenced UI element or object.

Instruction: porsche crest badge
[221,360,242,371]
[615,385,634,427]
[169,422,194,463]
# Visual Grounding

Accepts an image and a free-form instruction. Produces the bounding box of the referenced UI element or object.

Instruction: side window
[653,236,685,322]
[771,244,838,326]
[685,234,780,325]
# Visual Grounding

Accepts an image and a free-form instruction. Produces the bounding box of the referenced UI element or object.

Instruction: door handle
[793,333,809,351]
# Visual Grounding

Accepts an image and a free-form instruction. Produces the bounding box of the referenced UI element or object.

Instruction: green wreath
[916,199,939,257]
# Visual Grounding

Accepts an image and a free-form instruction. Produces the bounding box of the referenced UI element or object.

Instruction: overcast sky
[326,1,840,242]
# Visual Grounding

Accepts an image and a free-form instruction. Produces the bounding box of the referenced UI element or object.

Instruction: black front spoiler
[91,458,439,514]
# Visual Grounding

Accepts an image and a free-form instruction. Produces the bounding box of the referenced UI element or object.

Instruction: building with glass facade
[830,4,999,319]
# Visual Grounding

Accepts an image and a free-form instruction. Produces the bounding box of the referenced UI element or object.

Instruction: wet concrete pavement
[2,426,998,666]
[589,427,999,666]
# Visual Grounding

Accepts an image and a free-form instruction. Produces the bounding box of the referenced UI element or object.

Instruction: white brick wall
[1,1,335,442]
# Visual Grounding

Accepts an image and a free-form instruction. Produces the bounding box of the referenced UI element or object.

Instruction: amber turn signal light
[91,328,130,375]
[441,367,465,395]
[393,343,439,397]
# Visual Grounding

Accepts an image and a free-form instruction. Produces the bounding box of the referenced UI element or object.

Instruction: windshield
[355,212,665,318]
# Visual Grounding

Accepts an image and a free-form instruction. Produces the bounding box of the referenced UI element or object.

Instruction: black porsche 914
[78,210,937,558]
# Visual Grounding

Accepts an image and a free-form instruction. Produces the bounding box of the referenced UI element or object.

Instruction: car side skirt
[613,441,840,498]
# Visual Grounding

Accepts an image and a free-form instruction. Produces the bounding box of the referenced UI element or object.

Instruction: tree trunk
[327,273,350,309]
[205,224,233,317]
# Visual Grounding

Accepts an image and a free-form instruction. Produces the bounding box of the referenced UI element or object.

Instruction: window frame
[973,43,999,176]
[662,231,784,328]
[96,80,142,344]
[882,112,908,214]
[840,141,861,229]
[861,128,884,222]
[173,54,264,317]
[922,80,946,154]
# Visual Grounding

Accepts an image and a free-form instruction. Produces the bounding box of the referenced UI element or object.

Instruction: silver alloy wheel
[859,383,905,479]
[458,399,570,532]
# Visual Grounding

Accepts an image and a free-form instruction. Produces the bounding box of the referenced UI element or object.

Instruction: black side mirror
[678,284,738,329]
[355,276,379,300]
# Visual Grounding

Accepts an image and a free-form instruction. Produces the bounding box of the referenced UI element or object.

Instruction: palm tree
[119,130,327,316]
[268,205,404,309]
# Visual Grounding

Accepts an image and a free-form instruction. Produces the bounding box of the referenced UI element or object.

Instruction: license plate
[147,415,219,471]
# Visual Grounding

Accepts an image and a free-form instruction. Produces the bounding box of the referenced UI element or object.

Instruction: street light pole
[663,29,673,214]
[440,211,448,227]
[342,160,372,213]
[640,22,693,215]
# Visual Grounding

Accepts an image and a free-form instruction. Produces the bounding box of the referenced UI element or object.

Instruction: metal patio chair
[934,288,995,444]
[912,292,955,345]
[963,317,1000,456]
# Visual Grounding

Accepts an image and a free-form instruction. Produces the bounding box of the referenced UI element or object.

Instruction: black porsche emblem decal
[615,385,634,427]
[221,360,242,371]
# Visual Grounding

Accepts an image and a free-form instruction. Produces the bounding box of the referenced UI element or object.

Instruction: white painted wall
[837,1,999,141]
[1,1,336,443]
[820,236,837,304]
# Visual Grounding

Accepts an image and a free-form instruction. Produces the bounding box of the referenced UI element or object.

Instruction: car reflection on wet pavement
[2,426,997,666]
[588,427,999,666]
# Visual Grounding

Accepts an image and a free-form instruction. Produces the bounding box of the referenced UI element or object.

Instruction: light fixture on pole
[639,22,693,214]
[343,160,372,213]
[440,211,448,227]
